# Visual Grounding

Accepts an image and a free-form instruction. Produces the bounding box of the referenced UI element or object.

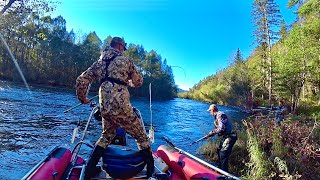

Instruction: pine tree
[251,0,282,105]
[279,19,288,41]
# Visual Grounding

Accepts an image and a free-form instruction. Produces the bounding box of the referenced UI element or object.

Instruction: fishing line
[171,65,188,90]
[1,14,37,95]
[0,32,32,95]
[171,65,187,80]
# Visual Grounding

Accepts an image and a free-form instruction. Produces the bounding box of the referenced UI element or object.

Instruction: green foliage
[179,49,252,107]
[179,0,320,112]
[0,2,177,99]
[125,48,177,99]
[199,139,219,162]
[201,117,320,179]
[296,99,320,115]
[199,131,249,177]
[244,123,272,179]
[271,127,288,158]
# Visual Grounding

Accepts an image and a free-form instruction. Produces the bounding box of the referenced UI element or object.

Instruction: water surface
[0,81,247,180]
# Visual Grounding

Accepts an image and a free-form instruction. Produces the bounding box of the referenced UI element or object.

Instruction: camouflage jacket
[75,47,143,104]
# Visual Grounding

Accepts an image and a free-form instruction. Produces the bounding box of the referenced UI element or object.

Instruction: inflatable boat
[22,101,240,180]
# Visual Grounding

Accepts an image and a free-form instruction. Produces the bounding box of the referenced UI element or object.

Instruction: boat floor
[92,166,161,180]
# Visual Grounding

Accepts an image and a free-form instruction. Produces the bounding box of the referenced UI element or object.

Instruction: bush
[297,100,320,116]
[199,115,320,179]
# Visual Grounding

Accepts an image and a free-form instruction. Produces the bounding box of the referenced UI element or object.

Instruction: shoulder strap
[100,55,117,85]
[100,55,127,86]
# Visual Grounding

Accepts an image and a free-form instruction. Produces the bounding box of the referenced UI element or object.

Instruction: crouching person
[204,104,237,172]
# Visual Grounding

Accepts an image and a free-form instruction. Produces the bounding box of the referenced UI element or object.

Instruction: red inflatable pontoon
[25,147,83,180]
[156,145,222,180]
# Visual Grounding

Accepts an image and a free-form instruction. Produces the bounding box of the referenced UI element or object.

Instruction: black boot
[84,145,105,180]
[140,148,154,178]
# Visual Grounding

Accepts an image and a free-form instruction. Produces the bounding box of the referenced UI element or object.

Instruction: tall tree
[81,31,102,68]
[251,0,282,105]
[298,0,320,104]
[226,49,251,107]
[101,35,112,50]
[279,19,288,41]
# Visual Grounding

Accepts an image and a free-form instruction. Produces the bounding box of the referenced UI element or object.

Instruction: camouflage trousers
[96,82,150,150]
[96,108,151,150]
[96,112,150,150]
[96,105,150,150]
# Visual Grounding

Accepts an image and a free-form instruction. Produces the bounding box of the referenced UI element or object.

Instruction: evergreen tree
[251,0,282,105]
[0,1,178,100]
[279,19,288,41]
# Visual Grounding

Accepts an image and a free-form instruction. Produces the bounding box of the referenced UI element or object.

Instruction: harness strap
[100,55,127,86]
[104,76,127,86]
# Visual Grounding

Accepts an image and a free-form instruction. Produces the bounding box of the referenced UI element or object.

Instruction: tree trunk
[0,0,17,14]
[318,54,320,105]
[265,7,272,106]
[268,44,272,106]
[291,94,295,114]
[318,84,320,105]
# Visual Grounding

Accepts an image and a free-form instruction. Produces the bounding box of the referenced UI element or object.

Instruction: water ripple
[0,81,248,180]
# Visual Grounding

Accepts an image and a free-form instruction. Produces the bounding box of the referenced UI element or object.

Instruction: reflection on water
[0,81,248,180]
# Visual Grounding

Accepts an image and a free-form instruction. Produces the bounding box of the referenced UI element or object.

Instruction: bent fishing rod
[64,95,98,113]
[162,136,240,180]
[190,135,207,146]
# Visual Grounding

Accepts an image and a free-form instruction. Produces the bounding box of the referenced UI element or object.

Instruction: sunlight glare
[0,33,32,94]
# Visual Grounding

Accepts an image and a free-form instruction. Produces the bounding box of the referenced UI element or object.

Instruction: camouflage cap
[111,37,127,50]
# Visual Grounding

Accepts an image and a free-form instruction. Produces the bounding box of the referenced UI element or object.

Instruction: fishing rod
[64,95,98,113]
[171,66,187,80]
[189,135,207,146]
[66,102,98,180]
[149,83,155,143]
[162,136,240,180]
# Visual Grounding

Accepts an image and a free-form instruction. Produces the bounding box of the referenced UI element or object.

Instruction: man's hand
[81,98,91,104]
[128,79,134,87]
[204,131,215,139]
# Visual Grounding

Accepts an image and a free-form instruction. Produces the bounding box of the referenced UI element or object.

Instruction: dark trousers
[217,133,237,172]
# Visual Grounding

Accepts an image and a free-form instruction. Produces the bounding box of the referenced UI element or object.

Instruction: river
[0,80,248,180]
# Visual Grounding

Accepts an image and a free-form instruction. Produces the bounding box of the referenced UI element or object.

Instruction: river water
[0,81,248,180]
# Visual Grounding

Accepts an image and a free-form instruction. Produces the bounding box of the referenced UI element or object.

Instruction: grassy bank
[199,114,320,179]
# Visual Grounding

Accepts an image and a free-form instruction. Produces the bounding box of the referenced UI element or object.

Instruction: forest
[0,0,177,100]
[1,0,319,179]
[179,0,319,179]
[179,0,319,115]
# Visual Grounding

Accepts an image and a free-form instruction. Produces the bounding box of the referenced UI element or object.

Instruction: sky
[52,0,297,90]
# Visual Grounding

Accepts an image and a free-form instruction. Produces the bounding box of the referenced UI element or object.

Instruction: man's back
[215,111,232,136]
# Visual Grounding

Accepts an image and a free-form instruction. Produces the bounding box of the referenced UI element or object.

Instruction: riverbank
[199,114,320,179]
[0,78,176,100]
[177,95,272,116]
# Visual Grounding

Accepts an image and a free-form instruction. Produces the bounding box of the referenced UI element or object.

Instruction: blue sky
[52,0,297,90]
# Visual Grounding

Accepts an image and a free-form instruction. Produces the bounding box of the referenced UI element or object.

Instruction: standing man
[274,100,287,125]
[76,37,154,179]
[204,104,237,172]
